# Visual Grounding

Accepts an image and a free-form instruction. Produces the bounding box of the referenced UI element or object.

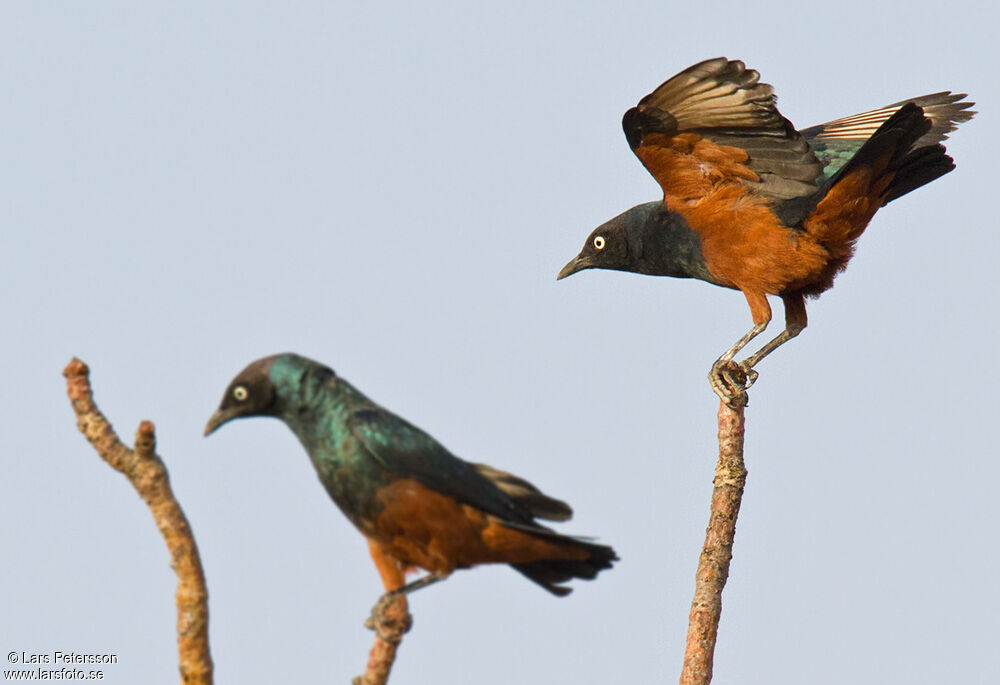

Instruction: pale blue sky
[3,2,998,683]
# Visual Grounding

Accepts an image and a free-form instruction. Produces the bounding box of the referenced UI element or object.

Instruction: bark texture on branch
[353,540,411,685]
[63,358,213,685]
[680,363,748,685]
[352,597,410,685]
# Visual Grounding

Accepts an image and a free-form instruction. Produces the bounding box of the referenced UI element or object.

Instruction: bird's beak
[557,254,592,280]
[204,408,239,436]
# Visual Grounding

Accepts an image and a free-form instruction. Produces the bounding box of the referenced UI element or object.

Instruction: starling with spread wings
[558,58,974,398]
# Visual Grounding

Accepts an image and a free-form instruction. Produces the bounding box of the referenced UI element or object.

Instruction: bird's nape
[205,353,617,599]
[557,57,974,402]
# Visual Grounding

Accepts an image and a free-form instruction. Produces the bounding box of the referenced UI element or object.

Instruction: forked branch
[63,358,213,685]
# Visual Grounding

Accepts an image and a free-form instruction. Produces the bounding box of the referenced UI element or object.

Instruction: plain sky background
[3,2,997,683]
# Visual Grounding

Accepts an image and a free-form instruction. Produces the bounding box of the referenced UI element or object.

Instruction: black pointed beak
[557,254,592,280]
[204,408,239,436]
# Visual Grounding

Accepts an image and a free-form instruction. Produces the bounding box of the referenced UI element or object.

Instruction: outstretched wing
[801,91,975,180]
[624,57,823,205]
[347,405,538,526]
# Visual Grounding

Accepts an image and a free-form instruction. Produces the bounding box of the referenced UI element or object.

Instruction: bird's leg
[716,321,769,363]
[364,540,418,643]
[741,324,805,370]
[365,573,447,643]
[709,322,766,407]
[741,293,808,375]
[379,573,446,603]
[710,292,771,406]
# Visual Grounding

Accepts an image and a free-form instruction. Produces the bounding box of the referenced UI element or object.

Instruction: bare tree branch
[680,362,749,685]
[63,358,213,685]
[353,597,410,685]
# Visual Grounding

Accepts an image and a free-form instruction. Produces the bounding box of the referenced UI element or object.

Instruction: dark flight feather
[473,463,573,521]
[623,57,824,202]
[802,91,975,181]
[343,392,616,595]
[347,407,535,525]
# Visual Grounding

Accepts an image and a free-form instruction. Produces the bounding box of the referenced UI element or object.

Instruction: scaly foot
[364,593,412,644]
[709,360,752,409]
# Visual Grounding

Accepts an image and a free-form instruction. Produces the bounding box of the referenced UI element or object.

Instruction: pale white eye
[233,385,249,401]
[593,235,606,250]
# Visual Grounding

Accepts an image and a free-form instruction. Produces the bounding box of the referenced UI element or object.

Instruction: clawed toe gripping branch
[678,363,750,685]
[709,360,753,410]
[351,361,753,685]
[63,354,752,685]
[64,357,417,685]
[355,573,444,684]
[353,595,411,685]
[364,594,413,644]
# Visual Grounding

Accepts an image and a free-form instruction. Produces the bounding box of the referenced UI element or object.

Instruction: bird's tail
[803,92,974,174]
[800,103,949,293]
[500,520,617,597]
[473,464,616,595]
[511,546,617,597]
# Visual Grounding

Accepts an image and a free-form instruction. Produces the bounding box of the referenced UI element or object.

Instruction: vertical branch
[353,599,409,685]
[354,541,412,685]
[63,358,213,685]
[680,364,749,685]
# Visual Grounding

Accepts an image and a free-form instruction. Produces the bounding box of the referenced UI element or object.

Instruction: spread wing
[800,91,975,181]
[347,405,537,525]
[623,57,823,205]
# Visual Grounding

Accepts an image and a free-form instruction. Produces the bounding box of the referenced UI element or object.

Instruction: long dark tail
[511,537,618,597]
[798,103,949,295]
[815,92,975,206]
[881,138,955,205]
[473,464,617,595]
[837,103,945,206]
[801,91,974,186]
[806,103,938,248]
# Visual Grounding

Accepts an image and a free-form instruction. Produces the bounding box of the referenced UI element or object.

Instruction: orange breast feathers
[367,479,590,576]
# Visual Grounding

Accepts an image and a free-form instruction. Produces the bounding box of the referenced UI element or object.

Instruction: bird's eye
[593,236,606,250]
[233,385,249,401]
